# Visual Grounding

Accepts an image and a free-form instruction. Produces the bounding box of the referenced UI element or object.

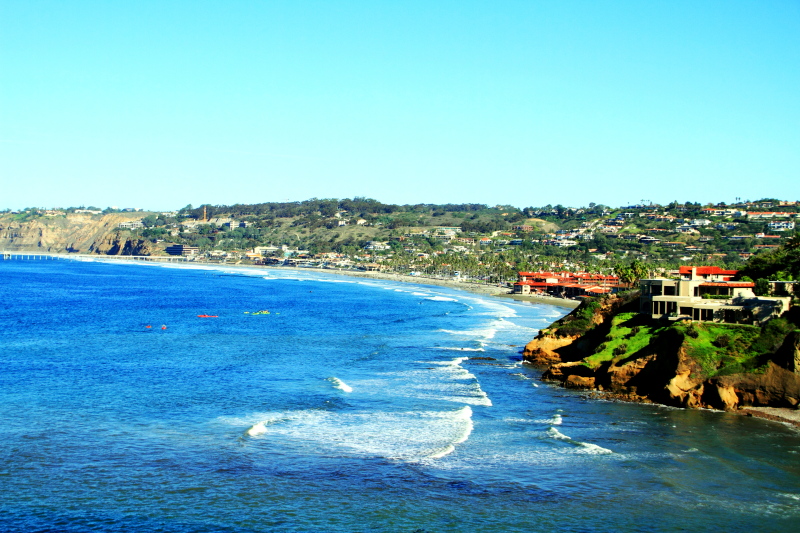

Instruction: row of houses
[513,271,621,298]
[511,265,794,326]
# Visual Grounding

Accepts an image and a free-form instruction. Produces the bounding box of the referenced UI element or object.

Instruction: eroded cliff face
[0,214,154,255]
[523,292,637,365]
[526,296,800,411]
[89,232,154,255]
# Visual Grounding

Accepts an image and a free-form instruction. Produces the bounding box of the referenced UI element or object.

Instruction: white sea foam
[426,296,458,302]
[243,416,285,437]
[576,442,613,455]
[440,316,538,346]
[546,426,612,454]
[329,377,353,393]
[383,358,493,406]
[547,427,571,440]
[246,422,268,436]
[427,444,456,459]
[535,414,562,425]
[458,295,519,318]
[425,406,474,459]
[434,346,485,352]
[236,406,475,462]
[412,292,430,297]
[439,326,498,340]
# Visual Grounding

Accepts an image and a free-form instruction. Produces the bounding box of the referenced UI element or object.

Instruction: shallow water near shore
[1,259,799,532]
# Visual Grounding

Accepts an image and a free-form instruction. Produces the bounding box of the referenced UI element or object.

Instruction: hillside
[2,198,799,284]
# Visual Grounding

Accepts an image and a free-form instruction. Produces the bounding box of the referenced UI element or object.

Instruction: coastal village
[1,198,798,322]
[3,198,797,286]
[5,196,798,417]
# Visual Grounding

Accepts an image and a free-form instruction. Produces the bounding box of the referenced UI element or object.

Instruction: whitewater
[1,258,798,532]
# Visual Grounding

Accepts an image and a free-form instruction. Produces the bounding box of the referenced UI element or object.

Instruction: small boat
[251,310,270,315]
[197,314,218,318]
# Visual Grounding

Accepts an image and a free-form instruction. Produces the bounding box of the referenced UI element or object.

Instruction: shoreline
[265,266,581,308]
[582,386,800,429]
[739,407,800,428]
[2,253,582,308]
[17,255,798,428]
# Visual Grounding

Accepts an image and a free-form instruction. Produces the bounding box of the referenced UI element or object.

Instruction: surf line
[426,406,474,459]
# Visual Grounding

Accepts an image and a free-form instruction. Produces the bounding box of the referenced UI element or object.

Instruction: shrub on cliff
[713,334,731,348]
[749,318,795,355]
[547,293,641,339]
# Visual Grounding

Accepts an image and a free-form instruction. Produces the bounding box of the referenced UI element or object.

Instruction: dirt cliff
[0,213,155,255]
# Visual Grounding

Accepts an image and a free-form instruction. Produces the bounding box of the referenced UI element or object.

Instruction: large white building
[639,266,790,324]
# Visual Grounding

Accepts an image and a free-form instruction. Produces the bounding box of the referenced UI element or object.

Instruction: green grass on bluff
[577,311,794,380]
[581,311,665,369]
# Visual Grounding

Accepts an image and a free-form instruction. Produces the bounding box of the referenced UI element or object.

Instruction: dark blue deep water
[1,259,799,532]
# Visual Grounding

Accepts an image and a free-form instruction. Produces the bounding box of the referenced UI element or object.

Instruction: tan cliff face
[523,293,634,365]
[0,213,154,255]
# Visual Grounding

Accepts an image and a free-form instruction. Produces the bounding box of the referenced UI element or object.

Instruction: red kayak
[197,315,218,318]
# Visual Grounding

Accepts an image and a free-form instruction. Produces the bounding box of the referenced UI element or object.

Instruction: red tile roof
[679,266,738,276]
[700,282,754,288]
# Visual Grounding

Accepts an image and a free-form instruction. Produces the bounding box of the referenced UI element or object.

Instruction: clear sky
[1,1,798,211]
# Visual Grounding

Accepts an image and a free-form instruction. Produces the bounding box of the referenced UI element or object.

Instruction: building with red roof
[514,271,619,298]
[640,266,789,325]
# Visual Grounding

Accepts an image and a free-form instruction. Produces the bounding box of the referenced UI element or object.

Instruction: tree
[614,259,650,288]
[754,278,770,296]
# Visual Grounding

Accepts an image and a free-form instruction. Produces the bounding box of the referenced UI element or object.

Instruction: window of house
[651,285,662,296]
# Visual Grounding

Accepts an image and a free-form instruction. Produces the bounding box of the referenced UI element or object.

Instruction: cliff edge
[0,213,154,255]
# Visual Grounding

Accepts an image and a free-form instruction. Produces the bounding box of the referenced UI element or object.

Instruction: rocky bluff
[0,213,153,255]
[523,292,800,411]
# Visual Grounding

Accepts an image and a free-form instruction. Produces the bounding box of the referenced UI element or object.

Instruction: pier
[0,251,188,262]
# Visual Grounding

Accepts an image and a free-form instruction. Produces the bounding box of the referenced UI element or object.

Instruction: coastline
[265,266,582,308]
[740,407,800,429]
[584,390,800,429]
[18,256,799,429]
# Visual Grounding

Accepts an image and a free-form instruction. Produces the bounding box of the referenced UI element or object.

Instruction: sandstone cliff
[524,293,800,411]
[0,213,155,255]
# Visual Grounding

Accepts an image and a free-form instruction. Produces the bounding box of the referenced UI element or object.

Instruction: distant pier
[0,251,188,262]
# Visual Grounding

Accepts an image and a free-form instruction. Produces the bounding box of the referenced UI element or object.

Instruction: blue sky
[1,1,798,211]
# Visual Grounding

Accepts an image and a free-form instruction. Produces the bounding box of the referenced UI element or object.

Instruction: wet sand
[740,407,800,428]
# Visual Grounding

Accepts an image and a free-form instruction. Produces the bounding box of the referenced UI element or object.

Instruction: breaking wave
[546,427,612,455]
[329,377,353,393]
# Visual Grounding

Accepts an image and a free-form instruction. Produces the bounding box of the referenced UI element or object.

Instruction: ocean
[1,258,799,532]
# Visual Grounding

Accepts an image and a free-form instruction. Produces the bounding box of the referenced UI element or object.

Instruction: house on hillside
[639,266,789,324]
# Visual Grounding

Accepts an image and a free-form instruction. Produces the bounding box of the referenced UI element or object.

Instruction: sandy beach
[740,407,800,429]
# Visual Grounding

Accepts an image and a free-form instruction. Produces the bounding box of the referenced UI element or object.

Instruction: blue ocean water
[1,259,799,532]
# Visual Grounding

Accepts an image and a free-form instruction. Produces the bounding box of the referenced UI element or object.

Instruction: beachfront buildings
[165,244,200,256]
[639,266,790,324]
[514,271,620,298]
